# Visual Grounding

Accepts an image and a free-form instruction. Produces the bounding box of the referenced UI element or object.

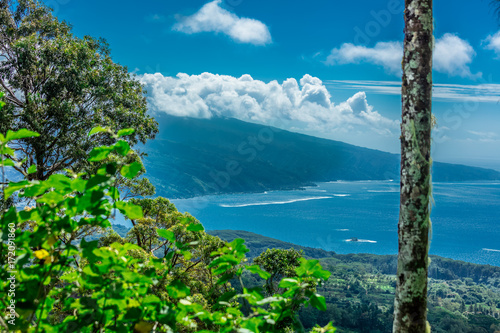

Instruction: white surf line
[483,248,500,252]
[219,196,333,208]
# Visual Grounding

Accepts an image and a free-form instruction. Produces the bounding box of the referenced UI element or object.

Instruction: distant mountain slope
[143,115,500,198]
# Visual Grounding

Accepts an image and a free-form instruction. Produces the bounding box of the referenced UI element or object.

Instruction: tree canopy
[0,0,158,181]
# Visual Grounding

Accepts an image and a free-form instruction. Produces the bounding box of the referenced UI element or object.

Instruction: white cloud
[326,80,500,103]
[324,34,479,79]
[140,72,398,136]
[324,42,402,75]
[434,33,480,79]
[172,0,271,45]
[483,31,500,57]
[467,130,498,142]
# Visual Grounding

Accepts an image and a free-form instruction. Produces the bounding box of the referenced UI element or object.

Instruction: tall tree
[393,0,433,332]
[0,0,158,181]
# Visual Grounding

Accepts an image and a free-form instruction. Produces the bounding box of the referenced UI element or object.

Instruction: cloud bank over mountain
[140,72,398,136]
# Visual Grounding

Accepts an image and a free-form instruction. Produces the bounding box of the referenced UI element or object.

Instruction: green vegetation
[1,2,498,332]
[144,115,500,198]
[0,0,158,183]
[216,231,500,332]
[0,127,335,332]
[99,227,500,332]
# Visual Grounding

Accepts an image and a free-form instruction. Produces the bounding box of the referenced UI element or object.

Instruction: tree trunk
[393,1,433,332]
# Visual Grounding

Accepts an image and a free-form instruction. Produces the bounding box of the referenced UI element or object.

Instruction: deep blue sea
[167,181,500,267]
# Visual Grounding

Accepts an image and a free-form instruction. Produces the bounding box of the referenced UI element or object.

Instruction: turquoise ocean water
[169,181,500,267]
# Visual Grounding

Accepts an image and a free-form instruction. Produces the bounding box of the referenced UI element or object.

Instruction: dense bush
[0,119,335,332]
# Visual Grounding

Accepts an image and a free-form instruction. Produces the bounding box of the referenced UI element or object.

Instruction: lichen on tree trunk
[393,0,433,332]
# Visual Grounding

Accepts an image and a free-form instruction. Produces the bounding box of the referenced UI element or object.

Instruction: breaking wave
[220,196,332,208]
[483,248,500,253]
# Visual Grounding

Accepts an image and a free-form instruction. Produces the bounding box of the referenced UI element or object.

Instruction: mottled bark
[393,1,433,332]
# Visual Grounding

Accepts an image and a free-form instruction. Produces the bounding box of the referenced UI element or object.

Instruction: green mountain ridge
[142,115,500,199]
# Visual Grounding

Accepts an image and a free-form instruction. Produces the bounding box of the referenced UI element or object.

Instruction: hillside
[107,225,500,332]
[210,229,500,333]
[103,224,500,332]
[207,229,337,259]
[142,115,500,198]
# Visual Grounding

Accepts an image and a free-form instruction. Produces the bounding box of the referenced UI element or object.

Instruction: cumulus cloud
[434,33,480,79]
[483,30,500,57]
[140,72,398,135]
[325,42,402,75]
[172,0,271,45]
[324,34,479,79]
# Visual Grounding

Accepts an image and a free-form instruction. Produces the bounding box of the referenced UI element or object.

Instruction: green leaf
[88,146,113,162]
[117,128,135,137]
[4,180,32,199]
[1,158,15,167]
[313,267,331,280]
[115,201,143,219]
[107,187,120,201]
[186,223,204,232]
[27,164,37,174]
[296,258,330,280]
[88,126,109,136]
[120,161,142,179]
[113,140,130,156]
[278,278,299,288]
[37,191,65,207]
[166,280,190,299]
[157,229,175,242]
[1,146,15,157]
[310,294,327,311]
[247,265,271,280]
[216,272,235,285]
[6,129,40,141]
[85,175,111,190]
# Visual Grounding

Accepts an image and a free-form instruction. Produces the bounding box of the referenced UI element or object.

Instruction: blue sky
[54,0,500,170]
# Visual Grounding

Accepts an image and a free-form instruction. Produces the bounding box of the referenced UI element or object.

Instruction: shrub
[0,122,335,331]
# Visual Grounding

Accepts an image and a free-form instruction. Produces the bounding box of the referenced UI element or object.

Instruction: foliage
[214,230,500,333]
[254,248,303,295]
[0,0,158,182]
[0,126,335,332]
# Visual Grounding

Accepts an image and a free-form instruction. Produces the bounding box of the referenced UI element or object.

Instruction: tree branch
[0,79,24,107]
